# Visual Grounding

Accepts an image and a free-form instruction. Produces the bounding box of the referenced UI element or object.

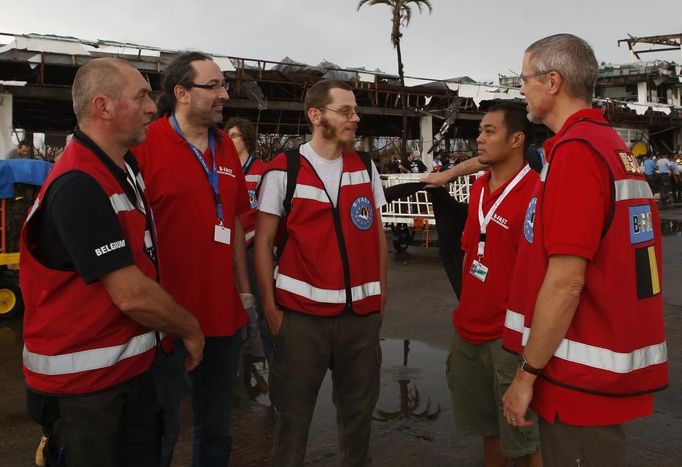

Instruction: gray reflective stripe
[614,179,654,201]
[26,196,41,221]
[275,270,380,304]
[245,230,256,242]
[23,331,157,376]
[109,193,136,213]
[135,172,146,191]
[340,170,370,188]
[245,174,262,183]
[293,184,328,203]
[504,309,667,374]
[540,163,549,182]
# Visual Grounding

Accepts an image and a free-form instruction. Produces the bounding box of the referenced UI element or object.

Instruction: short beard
[321,117,355,151]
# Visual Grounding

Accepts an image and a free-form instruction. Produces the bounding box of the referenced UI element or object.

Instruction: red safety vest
[265,150,381,316]
[21,139,158,395]
[503,117,668,396]
[239,156,266,248]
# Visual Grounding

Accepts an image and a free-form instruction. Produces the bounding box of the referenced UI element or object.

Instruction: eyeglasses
[186,81,230,92]
[228,132,242,139]
[518,70,554,84]
[321,107,360,120]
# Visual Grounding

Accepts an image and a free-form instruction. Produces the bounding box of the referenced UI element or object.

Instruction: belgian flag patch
[635,245,661,299]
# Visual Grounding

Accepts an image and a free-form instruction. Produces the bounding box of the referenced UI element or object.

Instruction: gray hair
[526,34,598,103]
[72,58,132,122]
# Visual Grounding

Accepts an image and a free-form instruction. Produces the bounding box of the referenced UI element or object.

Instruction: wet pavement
[1,213,682,466]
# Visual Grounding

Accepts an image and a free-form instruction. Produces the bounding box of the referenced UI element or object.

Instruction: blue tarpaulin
[0,159,52,198]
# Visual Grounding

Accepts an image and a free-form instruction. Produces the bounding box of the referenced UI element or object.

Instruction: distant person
[386,154,402,173]
[134,52,251,467]
[7,139,31,159]
[401,152,427,173]
[21,57,203,467]
[432,154,443,172]
[255,79,387,466]
[656,153,674,208]
[447,103,541,467]
[225,116,270,358]
[502,34,668,467]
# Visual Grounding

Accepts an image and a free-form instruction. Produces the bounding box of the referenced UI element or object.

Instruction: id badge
[470,259,489,282]
[214,225,231,245]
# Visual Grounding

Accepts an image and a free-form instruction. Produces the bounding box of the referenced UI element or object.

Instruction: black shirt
[32,130,141,284]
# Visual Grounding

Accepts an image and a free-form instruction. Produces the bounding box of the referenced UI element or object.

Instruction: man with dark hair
[502,34,668,466]
[7,139,31,159]
[255,79,388,466]
[21,57,203,466]
[133,52,251,467]
[447,103,541,467]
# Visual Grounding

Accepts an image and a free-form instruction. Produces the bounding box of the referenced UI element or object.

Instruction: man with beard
[133,52,251,467]
[255,79,388,466]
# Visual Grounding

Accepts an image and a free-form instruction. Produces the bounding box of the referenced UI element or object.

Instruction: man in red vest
[502,34,668,466]
[21,58,204,466]
[255,79,388,466]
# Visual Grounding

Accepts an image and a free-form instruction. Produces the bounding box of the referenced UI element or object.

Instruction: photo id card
[214,225,231,245]
[470,259,489,282]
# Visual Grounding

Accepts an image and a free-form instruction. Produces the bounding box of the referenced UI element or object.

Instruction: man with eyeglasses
[255,79,388,466]
[133,52,252,467]
[501,34,668,466]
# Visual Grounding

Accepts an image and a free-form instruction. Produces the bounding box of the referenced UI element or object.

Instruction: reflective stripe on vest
[109,192,136,214]
[615,179,653,201]
[245,174,262,183]
[340,169,370,188]
[245,230,255,243]
[23,331,158,376]
[274,267,380,304]
[294,184,328,203]
[505,310,667,374]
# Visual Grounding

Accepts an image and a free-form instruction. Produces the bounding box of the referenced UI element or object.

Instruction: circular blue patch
[350,196,373,231]
[523,196,537,244]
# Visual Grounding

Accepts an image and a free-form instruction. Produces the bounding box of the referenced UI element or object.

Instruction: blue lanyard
[170,114,224,223]
[242,154,255,174]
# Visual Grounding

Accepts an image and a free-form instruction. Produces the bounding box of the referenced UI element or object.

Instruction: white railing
[380,173,474,226]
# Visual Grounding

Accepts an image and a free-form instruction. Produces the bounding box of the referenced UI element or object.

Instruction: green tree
[357,0,433,158]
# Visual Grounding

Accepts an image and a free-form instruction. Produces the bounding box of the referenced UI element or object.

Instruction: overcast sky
[1,0,680,83]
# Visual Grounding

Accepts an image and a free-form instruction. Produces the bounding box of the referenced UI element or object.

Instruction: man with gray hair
[501,34,668,466]
[21,57,204,466]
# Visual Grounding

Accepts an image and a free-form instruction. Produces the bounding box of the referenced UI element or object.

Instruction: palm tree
[357,0,433,159]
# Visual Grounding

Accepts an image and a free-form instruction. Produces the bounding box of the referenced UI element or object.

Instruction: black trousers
[43,371,161,467]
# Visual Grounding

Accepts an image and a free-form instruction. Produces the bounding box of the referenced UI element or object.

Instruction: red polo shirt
[133,117,250,336]
[454,165,538,343]
[527,109,653,425]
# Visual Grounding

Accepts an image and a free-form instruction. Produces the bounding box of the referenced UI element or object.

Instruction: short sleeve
[257,170,287,217]
[543,142,612,260]
[370,163,387,209]
[42,172,135,283]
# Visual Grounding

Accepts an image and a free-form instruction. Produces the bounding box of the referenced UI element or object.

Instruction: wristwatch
[517,351,542,376]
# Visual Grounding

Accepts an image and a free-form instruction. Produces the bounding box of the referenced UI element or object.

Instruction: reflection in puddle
[374,339,441,422]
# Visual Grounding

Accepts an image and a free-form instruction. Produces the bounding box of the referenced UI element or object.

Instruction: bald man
[21,58,203,466]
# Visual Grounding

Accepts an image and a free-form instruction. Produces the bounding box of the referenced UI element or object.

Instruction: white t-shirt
[258,142,387,216]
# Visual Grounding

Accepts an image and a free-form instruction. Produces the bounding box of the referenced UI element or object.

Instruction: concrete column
[420,115,433,170]
[0,93,12,159]
[637,82,648,104]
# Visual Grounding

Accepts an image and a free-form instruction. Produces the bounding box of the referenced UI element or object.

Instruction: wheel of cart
[0,159,52,321]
